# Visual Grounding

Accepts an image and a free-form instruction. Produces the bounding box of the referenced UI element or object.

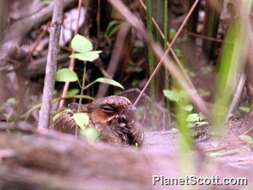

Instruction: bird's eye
[101,105,115,113]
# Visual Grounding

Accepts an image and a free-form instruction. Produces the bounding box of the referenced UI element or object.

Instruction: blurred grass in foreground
[212,0,252,136]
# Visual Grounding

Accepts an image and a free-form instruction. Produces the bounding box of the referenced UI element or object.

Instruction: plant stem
[163,0,168,48]
[164,0,170,112]
[75,62,87,136]
[146,0,155,98]
[78,62,87,112]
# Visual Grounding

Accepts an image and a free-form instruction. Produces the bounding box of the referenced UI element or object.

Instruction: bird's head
[87,96,135,125]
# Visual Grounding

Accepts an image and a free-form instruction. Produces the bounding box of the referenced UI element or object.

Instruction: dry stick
[38,0,63,129]
[96,23,130,98]
[59,0,83,109]
[108,0,210,119]
[133,0,200,106]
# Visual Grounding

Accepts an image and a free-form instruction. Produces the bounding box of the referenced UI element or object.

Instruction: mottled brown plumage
[53,96,143,147]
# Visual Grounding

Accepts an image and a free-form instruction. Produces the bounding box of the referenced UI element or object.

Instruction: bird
[53,96,144,147]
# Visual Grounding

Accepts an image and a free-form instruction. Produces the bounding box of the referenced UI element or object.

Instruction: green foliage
[186,113,201,123]
[55,35,124,142]
[73,112,100,143]
[56,35,124,90]
[70,34,102,62]
[70,51,102,62]
[57,35,124,143]
[163,89,207,128]
[81,128,100,143]
[73,112,89,130]
[94,78,124,89]
[186,113,208,128]
[173,89,195,167]
[66,88,80,96]
[163,89,180,102]
[183,104,193,112]
[105,20,121,37]
[146,0,156,98]
[71,34,93,52]
[174,48,183,58]
[169,29,176,40]
[55,68,78,82]
[239,106,250,113]
[212,20,247,134]
[81,77,124,91]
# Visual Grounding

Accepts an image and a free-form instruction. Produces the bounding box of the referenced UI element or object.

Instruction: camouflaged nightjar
[53,96,143,147]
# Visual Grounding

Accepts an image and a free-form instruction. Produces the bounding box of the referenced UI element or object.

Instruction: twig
[38,0,63,129]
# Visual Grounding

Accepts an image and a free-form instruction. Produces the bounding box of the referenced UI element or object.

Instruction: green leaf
[239,106,250,113]
[95,78,124,89]
[81,128,99,143]
[71,34,93,53]
[169,29,176,40]
[55,68,78,82]
[73,112,89,130]
[186,113,201,123]
[67,88,80,96]
[163,89,180,102]
[175,48,182,57]
[105,20,120,37]
[70,51,102,62]
[183,104,193,112]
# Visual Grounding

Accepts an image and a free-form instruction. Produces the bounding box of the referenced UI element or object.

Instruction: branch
[38,0,63,129]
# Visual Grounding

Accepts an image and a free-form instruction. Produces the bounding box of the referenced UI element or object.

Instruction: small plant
[163,89,208,128]
[55,34,124,141]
